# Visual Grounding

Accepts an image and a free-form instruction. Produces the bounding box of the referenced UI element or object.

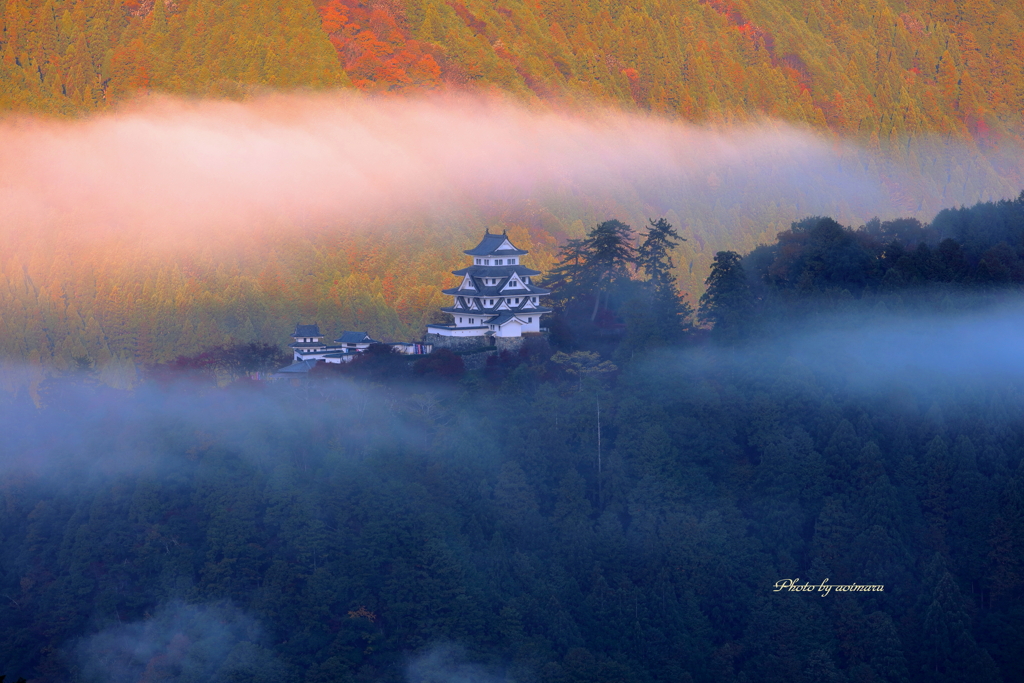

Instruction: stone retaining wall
[422,332,549,369]
[423,333,494,352]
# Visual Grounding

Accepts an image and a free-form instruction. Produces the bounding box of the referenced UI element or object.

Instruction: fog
[0,92,1012,250]
[3,296,1024,681]
[0,373,431,481]
[3,296,1022,485]
[654,296,1024,403]
[76,602,500,683]
[75,602,288,683]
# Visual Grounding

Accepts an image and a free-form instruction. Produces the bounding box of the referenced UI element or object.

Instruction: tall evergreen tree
[697,251,754,340]
[636,217,691,343]
[543,219,636,327]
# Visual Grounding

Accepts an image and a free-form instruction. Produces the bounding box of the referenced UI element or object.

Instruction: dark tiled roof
[487,313,523,326]
[443,283,551,297]
[292,323,322,337]
[275,359,319,374]
[289,342,327,348]
[463,232,529,256]
[335,331,377,344]
[442,305,551,315]
[451,265,540,277]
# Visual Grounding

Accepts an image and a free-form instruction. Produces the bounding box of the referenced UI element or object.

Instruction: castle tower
[427,230,551,338]
[289,323,326,360]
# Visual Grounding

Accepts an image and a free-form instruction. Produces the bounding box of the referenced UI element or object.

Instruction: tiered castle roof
[429,230,552,338]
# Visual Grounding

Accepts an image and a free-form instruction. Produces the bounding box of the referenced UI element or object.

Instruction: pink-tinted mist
[0,92,859,246]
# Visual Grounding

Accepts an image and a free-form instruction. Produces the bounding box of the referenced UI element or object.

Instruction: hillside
[2,0,1022,144]
[2,0,1024,382]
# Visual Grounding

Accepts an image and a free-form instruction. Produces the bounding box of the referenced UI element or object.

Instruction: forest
[1,194,1023,682]
[3,0,1024,390]
[3,2,1024,680]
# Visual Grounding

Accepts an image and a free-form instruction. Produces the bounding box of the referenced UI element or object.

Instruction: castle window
[476,258,481,264]
[528,317,532,323]
[459,317,463,323]
[510,258,517,264]
[495,259,503,265]
[484,260,490,265]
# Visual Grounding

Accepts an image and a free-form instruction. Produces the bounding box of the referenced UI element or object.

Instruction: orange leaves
[368,7,404,44]
[319,0,349,34]
[350,29,392,62]
[409,54,441,84]
[315,0,443,92]
[109,38,151,96]
[375,55,412,86]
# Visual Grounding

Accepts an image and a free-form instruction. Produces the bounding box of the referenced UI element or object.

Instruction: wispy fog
[655,296,1024,400]
[406,643,505,683]
[75,601,290,683]
[0,375,432,482]
[76,602,498,683]
[1,92,1014,250]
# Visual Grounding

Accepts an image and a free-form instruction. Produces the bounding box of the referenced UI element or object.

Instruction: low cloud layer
[75,601,291,683]
[1,92,1008,249]
[657,297,1024,403]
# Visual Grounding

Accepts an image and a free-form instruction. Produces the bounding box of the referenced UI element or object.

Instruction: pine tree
[697,251,754,340]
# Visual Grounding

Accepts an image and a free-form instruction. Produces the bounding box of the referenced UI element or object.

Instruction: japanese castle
[274,230,550,378]
[427,229,551,338]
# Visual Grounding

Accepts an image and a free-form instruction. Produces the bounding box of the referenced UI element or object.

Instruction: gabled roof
[442,305,551,316]
[488,313,524,327]
[463,231,529,256]
[292,324,322,337]
[442,282,551,297]
[275,359,319,374]
[335,331,377,344]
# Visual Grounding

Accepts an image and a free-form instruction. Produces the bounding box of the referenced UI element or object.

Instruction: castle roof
[451,264,541,277]
[443,282,551,297]
[275,359,319,375]
[292,324,322,337]
[463,231,528,256]
[441,305,552,315]
[487,313,522,327]
[335,331,377,344]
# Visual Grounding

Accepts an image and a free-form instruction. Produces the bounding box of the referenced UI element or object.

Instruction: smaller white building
[282,324,431,373]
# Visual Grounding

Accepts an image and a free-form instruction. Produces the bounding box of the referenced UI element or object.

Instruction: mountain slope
[2,0,1023,151]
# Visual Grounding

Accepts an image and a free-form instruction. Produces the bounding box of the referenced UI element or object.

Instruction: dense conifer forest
[3,2,1024,680]
[2,195,1023,682]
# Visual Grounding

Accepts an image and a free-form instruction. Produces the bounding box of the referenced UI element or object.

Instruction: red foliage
[314,0,444,92]
[448,2,487,34]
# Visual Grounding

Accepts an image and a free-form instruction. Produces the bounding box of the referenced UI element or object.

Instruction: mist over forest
[1,188,1024,682]
[3,1,1024,680]
[1,93,1022,389]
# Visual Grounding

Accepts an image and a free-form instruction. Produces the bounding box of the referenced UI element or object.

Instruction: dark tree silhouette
[698,250,754,339]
